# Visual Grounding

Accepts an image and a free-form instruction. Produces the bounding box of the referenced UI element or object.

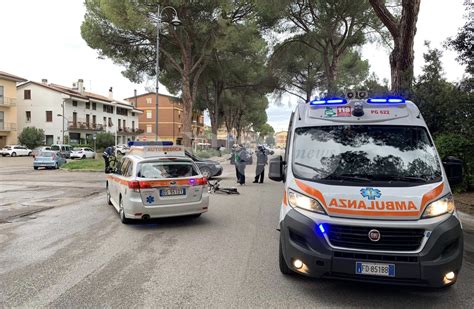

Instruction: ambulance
[269,95,464,287]
[106,143,209,223]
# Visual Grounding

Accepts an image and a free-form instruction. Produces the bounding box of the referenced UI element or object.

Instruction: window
[132,112,135,116]
[103,117,107,127]
[108,117,113,127]
[116,107,128,116]
[104,105,114,114]
[24,89,31,100]
[86,102,90,109]
[118,119,121,129]
[26,111,31,122]
[0,86,4,103]
[92,115,96,126]
[72,100,77,107]
[46,111,52,122]
[146,110,152,119]
[86,114,90,126]
[138,161,198,179]
[146,125,152,133]
[92,102,96,110]
[73,112,77,124]
[146,97,152,104]
[132,121,135,130]
[123,120,126,129]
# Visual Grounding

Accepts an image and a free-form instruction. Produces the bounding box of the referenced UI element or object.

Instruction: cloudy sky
[0,0,467,132]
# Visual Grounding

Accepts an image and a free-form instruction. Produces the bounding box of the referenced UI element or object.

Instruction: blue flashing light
[367,96,405,104]
[127,141,174,147]
[318,223,326,234]
[309,97,347,106]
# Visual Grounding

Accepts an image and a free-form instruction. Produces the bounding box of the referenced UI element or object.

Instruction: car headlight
[215,164,221,168]
[288,189,326,214]
[422,193,455,218]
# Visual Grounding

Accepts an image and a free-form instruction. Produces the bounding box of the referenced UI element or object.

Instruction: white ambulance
[106,143,209,223]
[269,96,464,287]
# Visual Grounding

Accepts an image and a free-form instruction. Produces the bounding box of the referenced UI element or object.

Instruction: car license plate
[160,188,185,196]
[355,262,395,277]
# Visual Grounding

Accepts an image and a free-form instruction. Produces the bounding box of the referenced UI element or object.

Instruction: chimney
[134,89,137,107]
[41,78,48,84]
[77,79,84,94]
[108,87,113,100]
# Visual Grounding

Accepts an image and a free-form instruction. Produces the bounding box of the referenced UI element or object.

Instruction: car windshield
[51,145,60,151]
[292,125,442,186]
[73,148,83,151]
[138,161,198,179]
[39,152,55,157]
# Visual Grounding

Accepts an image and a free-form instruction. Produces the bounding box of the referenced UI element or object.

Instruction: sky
[0,0,468,132]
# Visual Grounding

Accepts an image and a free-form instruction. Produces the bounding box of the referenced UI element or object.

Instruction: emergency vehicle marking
[419,182,445,214]
[295,179,327,207]
[283,191,287,207]
[360,187,382,200]
[146,195,155,204]
[327,198,418,217]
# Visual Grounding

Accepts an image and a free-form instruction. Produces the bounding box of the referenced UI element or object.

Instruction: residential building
[16,79,143,146]
[274,131,288,148]
[0,71,27,148]
[126,92,204,144]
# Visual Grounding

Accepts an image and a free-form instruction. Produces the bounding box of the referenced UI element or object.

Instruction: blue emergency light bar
[309,97,347,105]
[127,141,174,147]
[367,96,405,104]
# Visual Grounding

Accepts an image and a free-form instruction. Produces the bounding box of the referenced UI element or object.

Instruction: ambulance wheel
[119,198,130,224]
[106,185,112,206]
[279,239,293,275]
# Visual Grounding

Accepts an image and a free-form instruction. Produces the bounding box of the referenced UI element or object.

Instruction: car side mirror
[269,155,285,182]
[443,156,463,186]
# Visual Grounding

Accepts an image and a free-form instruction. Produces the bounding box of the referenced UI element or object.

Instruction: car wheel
[28,152,32,156]
[106,185,113,206]
[279,239,293,275]
[119,198,130,224]
[200,167,212,179]
[55,163,59,169]
[34,166,38,170]
[11,152,16,157]
[82,155,86,159]
[189,213,202,218]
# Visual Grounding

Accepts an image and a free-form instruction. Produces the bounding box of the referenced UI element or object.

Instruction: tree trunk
[181,74,193,147]
[369,0,421,95]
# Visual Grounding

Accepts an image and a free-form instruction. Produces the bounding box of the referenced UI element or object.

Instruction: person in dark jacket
[102,146,115,173]
[253,145,272,183]
[235,145,250,185]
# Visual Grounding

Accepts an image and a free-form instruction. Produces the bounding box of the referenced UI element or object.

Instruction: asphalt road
[0,156,473,307]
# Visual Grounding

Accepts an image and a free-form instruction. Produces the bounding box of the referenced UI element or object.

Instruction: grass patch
[62,159,105,171]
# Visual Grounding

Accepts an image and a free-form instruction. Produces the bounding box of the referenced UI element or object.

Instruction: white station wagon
[106,145,209,224]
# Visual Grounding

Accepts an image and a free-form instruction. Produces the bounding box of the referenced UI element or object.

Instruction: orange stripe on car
[295,179,327,207]
[283,190,287,207]
[419,182,444,215]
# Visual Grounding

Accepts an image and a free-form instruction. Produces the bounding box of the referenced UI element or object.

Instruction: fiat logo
[368,229,381,242]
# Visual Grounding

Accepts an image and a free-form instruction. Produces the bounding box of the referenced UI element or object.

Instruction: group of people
[231,144,274,185]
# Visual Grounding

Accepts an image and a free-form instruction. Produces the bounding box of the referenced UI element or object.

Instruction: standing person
[102,145,114,173]
[236,144,250,185]
[230,144,240,182]
[253,145,269,183]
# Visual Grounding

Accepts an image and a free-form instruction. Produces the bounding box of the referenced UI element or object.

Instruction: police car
[106,142,209,223]
[269,94,464,287]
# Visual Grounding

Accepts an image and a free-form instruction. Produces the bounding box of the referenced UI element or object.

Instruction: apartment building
[0,71,27,148]
[16,79,143,145]
[126,92,204,144]
[274,131,288,148]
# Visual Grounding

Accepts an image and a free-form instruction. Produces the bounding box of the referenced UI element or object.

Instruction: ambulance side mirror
[443,156,463,186]
[269,155,285,182]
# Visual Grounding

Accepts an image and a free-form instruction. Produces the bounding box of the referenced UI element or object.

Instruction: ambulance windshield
[292,125,442,186]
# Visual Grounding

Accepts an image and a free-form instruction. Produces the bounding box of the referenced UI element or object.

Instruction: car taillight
[196,177,207,186]
[128,181,140,190]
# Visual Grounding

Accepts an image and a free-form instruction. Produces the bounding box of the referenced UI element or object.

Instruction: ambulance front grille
[327,224,425,252]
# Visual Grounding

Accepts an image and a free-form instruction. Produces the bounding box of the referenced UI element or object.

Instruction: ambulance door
[115,158,132,202]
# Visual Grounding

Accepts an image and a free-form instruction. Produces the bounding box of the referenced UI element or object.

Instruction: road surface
[0,156,473,307]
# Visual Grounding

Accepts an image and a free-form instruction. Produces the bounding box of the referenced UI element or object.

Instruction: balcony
[0,97,16,107]
[117,127,144,135]
[0,122,16,132]
[68,121,105,131]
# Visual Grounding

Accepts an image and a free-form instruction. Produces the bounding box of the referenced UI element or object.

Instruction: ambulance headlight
[422,194,455,218]
[288,189,325,214]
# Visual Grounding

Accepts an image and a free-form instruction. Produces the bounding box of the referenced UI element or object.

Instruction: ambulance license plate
[160,188,185,196]
[355,262,395,277]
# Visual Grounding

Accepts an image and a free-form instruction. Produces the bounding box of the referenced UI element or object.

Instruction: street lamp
[155,5,182,141]
[57,110,69,145]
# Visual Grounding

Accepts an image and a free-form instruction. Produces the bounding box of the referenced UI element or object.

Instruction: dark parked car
[185,150,223,178]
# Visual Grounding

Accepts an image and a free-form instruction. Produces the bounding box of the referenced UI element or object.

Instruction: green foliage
[265,135,275,146]
[18,127,45,149]
[434,133,474,191]
[62,159,104,171]
[414,43,474,191]
[361,72,390,96]
[257,123,275,137]
[95,132,115,149]
[446,0,473,76]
